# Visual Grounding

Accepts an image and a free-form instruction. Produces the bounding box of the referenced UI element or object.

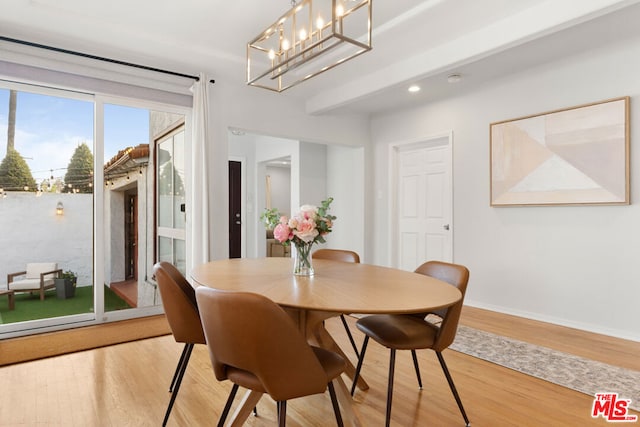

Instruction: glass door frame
[0,83,192,338]
[155,123,187,274]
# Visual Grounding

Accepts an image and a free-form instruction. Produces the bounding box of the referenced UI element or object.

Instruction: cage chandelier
[247,0,372,92]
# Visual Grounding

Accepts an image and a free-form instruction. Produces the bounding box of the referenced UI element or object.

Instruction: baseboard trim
[465,300,640,342]
[0,315,171,366]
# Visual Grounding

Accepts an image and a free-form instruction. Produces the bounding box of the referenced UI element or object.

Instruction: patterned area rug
[450,325,640,411]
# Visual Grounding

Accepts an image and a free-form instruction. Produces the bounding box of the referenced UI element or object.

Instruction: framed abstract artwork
[490,97,629,206]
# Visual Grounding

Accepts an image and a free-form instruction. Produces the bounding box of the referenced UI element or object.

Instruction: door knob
[443,224,450,230]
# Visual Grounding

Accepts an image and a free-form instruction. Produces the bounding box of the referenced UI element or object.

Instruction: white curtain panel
[189,73,212,269]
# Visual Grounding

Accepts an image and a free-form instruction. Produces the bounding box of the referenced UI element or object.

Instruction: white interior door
[392,134,452,271]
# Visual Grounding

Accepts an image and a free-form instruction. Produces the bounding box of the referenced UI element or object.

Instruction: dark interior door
[229,161,242,258]
[125,193,138,279]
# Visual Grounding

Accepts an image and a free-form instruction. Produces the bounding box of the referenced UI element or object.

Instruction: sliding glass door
[0,81,188,337]
[156,124,186,274]
[0,83,95,333]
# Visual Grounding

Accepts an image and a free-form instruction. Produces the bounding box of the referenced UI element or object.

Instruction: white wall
[370,35,640,341]
[209,83,370,261]
[0,192,93,286]
[266,166,291,217]
[299,142,327,207]
[230,134,366,260]
[326,145,365,258]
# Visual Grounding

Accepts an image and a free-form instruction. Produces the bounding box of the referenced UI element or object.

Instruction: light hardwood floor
[0,307,638,426]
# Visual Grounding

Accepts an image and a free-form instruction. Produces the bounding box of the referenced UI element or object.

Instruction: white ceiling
[2,0,640,116]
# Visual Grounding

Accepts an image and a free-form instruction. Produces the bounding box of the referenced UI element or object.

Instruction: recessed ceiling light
[408,85,421,93]
[447,74,462,83]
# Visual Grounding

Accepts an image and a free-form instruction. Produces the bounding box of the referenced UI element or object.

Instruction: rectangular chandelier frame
[247,0,372,92]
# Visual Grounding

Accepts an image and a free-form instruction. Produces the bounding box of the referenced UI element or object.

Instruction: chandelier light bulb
[299,28,307,40]
[282,39,290,50]
[336,4,344,17]
[268,49,276,60]
[316,16,324,30]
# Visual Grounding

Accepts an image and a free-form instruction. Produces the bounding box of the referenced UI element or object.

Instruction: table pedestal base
[287,308,369,392]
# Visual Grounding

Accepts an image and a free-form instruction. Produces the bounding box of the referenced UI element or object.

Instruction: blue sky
[0,89,149,183]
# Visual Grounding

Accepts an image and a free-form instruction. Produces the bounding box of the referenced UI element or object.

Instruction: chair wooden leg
[436,351,470,427]
[385,349,396,427]
[277,401,287,427]
[411,349,423,389]
[162,343,194,426]
[327,381,344,427]
[170,344,191,392]
[340,314,360,358]
[217,384,239,427]
[350,336,370,396]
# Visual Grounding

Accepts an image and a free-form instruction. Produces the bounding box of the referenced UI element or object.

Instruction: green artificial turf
[0,285,130,324]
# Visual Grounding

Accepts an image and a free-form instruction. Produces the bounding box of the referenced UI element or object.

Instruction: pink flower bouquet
[261,198,336,275]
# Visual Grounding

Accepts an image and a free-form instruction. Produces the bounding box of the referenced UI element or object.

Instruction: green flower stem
[293,242,314,276]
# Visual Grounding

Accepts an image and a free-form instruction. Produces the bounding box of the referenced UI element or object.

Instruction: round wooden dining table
[191,257,462,427]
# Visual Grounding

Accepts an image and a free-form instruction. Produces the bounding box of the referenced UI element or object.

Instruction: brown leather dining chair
[153,261,207,427]
[350,260,470,427]
[312,248,361,357]
[195,286,347,427]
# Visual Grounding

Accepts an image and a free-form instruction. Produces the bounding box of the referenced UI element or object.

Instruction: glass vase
[293,241,314,276]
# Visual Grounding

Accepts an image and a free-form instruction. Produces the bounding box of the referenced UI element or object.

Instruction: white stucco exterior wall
[0,192,92,287]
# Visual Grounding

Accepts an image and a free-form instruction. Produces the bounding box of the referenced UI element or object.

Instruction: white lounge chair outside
[7,263,62,300]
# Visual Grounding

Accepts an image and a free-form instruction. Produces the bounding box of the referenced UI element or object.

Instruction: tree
[157,148,184,197]
[64,143,94,193]
[0,148,37,191]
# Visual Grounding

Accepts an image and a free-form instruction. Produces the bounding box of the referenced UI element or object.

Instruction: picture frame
[490,97,629,206]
